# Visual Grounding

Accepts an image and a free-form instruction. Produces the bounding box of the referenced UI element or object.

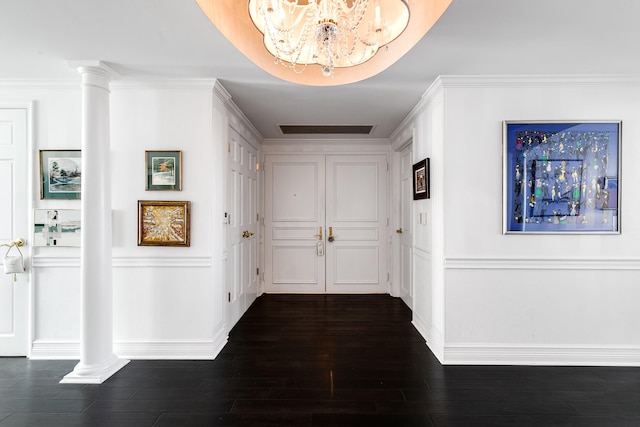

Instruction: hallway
[1,294,639,426]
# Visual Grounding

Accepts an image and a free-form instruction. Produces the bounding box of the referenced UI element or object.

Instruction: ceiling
[2,0,640,140]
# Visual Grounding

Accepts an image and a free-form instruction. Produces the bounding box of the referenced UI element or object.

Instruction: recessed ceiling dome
[195,0,453,86]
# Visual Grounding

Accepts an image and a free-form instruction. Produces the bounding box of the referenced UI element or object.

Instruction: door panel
[325,155,387,293]
[265,155,325,293]
[0,108,28,356]
[226,128,258,329]
[399,145,413,307]
[265,154,388,294]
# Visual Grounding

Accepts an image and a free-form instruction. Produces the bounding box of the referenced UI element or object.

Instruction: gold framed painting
[137,200,190,247]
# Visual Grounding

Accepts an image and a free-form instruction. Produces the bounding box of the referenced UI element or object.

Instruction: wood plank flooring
[1,294,640,426]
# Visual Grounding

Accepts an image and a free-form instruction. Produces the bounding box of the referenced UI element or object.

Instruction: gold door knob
[242,230,253,238]
[396,228,403,234]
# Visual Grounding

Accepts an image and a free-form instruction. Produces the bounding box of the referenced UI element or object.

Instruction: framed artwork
[503,121,621,234]
[40,150,81,199]
[33,209,81,247]
[413,158,430,200]
[138,200,190,246]
[145,150,182,191]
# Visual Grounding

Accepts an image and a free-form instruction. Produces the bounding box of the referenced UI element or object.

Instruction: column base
[60,356,130,384]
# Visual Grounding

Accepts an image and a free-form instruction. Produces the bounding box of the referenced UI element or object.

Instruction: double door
[264,154,387,293]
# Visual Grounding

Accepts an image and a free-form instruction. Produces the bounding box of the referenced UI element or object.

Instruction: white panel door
[0,108,29,356]
[264,155,326,293]
[226,128,259,329]
[325,155,387,293]
[265,154,388,293]
[398,145,413,307]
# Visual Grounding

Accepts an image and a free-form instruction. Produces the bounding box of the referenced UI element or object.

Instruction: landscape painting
[40,150,81,199]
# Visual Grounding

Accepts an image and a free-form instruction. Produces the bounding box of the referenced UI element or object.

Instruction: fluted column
[61,61,129,384]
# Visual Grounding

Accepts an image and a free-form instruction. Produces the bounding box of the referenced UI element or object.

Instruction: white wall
[1,79,250,359]
[110,81,220,359]
[394,76,640,366]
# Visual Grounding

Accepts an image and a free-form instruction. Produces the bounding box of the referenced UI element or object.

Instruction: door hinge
[228,292,231,302]
[387,272,390,282]
[227,142,231,153]
[256,267,260,276]
[256,213,259,222]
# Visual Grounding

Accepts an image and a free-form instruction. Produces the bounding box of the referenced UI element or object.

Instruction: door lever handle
[328,227,334,242]
[396,228,403,234]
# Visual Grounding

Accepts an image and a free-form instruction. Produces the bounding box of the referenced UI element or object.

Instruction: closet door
[264,155,326,293]
[398,145,413,307]
[325,155,387,293]
[227,128,259,328]
[0,108,29,355]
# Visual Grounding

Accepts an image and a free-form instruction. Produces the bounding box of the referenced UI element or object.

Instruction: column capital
[67,60,122,80]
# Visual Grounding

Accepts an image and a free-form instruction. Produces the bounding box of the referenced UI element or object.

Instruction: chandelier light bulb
[248,0,410,77]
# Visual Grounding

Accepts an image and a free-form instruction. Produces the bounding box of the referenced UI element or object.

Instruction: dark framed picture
[145,150,182,191]
[503,121,621,234]
[39,150,81,199]
[138,200,190,247]
[413,158,430,200]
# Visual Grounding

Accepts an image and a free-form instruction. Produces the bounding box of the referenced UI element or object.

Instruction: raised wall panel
[272,162,319,222]
[0,162,13,238]
[272,227,317,240]
[272,245,318,284]
[331,227,378,241]
[331,162,379,222]
[332,246,379,284]
[0,122,12,146]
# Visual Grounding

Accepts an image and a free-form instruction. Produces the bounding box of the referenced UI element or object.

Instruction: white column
[61,61,129,384]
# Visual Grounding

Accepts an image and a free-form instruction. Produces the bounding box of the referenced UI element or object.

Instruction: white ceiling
[2,0,640,139]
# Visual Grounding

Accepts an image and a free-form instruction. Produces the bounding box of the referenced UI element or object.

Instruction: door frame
[0,102,34,357]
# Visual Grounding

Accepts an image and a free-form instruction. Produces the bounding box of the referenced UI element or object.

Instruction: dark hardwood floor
[1,294,640,426]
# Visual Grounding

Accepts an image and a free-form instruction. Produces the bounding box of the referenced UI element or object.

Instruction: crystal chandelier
[248,0,410,77]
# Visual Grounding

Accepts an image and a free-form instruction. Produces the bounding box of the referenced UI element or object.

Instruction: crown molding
[0,80,80,90]
[110,78,219,91]
[438,74,640,88]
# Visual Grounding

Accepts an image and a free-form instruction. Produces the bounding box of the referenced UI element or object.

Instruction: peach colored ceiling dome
[195,0,453,86]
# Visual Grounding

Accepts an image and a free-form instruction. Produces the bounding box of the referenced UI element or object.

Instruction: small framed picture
[413,158,430,200]
[33,209,81,247]
[138,200,190,247]
[40,150,81,199]
[145,150,182,191]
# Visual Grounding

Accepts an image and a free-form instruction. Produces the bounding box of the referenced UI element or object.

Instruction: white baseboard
[30,338,229,360]
[30,340,79,359]
[443,344,640,366]
[412,313,444,363]
[409,315,640,366]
